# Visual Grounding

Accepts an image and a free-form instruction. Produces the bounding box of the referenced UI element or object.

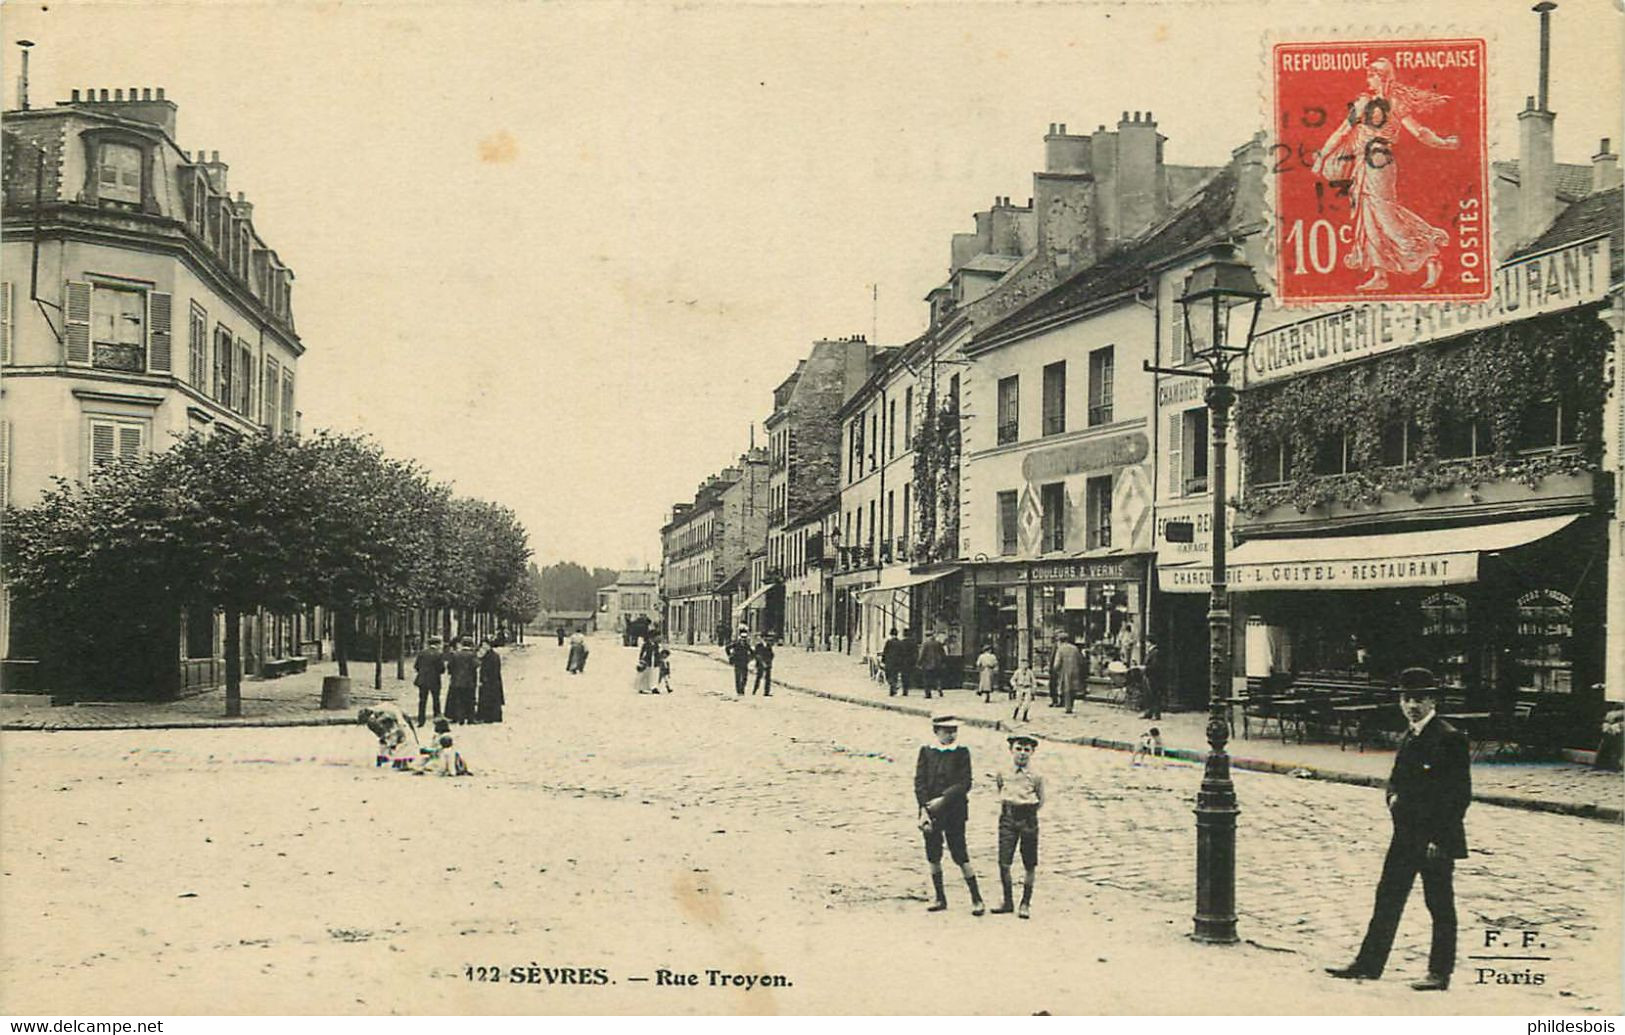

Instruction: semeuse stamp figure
[1273,39,1488,303]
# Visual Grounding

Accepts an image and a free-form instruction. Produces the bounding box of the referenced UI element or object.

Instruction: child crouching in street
[357,705,415,768]
[991,729,1045,918]
[914,714,986,915]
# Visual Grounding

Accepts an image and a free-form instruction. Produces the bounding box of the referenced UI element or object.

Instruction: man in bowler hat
[1327,667,1470,991]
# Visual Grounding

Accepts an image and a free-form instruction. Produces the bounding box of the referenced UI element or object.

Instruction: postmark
[1271,37,1490,304]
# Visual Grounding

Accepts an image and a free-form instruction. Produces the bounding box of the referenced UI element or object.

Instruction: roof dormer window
[98,142,142,206]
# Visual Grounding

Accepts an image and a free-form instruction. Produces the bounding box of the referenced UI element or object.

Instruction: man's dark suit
[1352,714,1471,979]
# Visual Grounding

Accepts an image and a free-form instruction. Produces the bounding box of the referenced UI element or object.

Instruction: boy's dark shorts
[998,803,1040,869]
[922,818,969,865]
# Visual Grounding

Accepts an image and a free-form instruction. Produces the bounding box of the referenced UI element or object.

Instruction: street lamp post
[1144,242,1266,945]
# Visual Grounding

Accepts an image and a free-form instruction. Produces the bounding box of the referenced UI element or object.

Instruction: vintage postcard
[1,0,1621,1022]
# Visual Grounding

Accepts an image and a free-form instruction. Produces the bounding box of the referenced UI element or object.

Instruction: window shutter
[281,371,295,434]
[1,281,12,364]
[146,291,172,373]
[263,357,280,429]
[90,421,116,472]
[0,420,10,510]
[1167,411,1183,497]
[117,423,143,460]
[65,281,92,365]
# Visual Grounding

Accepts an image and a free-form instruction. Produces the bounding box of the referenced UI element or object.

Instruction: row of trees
[535,560,621,612]
[2,430,536,715]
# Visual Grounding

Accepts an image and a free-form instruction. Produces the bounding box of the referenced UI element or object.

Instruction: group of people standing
[879,629,952,699]
[411,634,504,726]
[724,625,776,695]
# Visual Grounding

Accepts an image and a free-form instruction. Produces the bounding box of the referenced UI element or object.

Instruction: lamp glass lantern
[1178,246,1267,364]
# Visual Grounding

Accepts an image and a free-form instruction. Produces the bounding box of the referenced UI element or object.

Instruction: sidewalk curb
[2,713,363,732]
[677,646,1624,825]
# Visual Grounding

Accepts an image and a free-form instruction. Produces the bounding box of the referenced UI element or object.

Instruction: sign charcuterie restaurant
[1162,552,1475,592]
[1246,236,1610,385]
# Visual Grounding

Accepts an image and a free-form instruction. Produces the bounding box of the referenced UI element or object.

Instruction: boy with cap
[991,729,1045,918]
[913,714,986,915]
[1327,667,1470,991]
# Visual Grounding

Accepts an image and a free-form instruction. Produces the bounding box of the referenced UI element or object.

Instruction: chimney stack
[16,40,34,111]
[1594,138,1622,192]
[1518,3,1559,245]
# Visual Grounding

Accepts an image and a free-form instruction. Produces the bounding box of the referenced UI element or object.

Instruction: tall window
[888,398,897,458]
[1042,361,1066,436]
[234,340,254,417]
[997,375,1020,445]
[1420,592,1469,688]
[263,356,282,430]
[1040,481,1066,553]
[869,412,879,472]
[1182,408,1209,493]
[98,143,142,206]
[1088,346,1114,426]
[904,387,914,444]
[213,325,233,404]
[188,304,208,388]
[901,482,912,548]
[867,499,877,553]
[91,285,146,372]
[885,490,895,553]
[997,490,1019,556]
[1085,475,1113,550]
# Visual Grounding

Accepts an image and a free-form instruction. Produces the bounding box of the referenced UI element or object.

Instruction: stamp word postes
[1271,38,1490,305]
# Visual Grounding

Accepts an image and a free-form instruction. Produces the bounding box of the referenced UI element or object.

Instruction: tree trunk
[224,607,243,718]
[336,608,351,677]
[396,609,407,682]
[374,608,385,691]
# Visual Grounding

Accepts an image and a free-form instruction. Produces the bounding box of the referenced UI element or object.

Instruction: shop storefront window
[1419,592,1469,688]
[1515,589,1573,693]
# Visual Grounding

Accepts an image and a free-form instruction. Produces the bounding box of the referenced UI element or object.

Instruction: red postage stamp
[1271,38,1490,304]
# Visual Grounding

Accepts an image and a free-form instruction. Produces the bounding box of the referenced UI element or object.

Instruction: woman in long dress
[476,639,504,723]
[1312,57,1460,292]
[633,631,659,694]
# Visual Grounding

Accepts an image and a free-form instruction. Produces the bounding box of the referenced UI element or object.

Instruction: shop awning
[732,583,774,616]
[1157,514,1576,594]
[856,566,961,597]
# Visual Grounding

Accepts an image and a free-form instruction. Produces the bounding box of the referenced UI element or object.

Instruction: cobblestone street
[2,636,1619,1015]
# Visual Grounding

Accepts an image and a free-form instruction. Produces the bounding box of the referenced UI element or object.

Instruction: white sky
[5,0,1621,569]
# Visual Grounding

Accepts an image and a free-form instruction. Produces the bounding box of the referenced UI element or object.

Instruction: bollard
[320,675,352,710]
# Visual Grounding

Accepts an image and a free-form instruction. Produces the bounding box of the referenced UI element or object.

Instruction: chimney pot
[1097,124,1105,133]
[114,89,123,101]
[211,150,219,162]
[156,87,165,100]
[1048,122,1056,134]
[128,87,137,100]
[1526,94,1536,110]
[1121,110,1129,122]
[99,89,109,101]
[70,89,80,101]
[143,88,152,100]
[1147,110,1154,122]
[1059,123,1066,134]
[1602,137,1613,154]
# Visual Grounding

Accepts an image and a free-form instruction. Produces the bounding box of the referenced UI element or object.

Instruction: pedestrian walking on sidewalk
[752,634,775,696]
[990,729,1045,919]
[1327,667,1470,992]
[412,635,447,726]
[556,626,566,647]
[1050,632,1085,713]
[882,629,908,697]
[1010,659,1036,723]
[914,714,985,915]
[444,637,479,724]
[975,642,1000,703]
[475,638,504,723]
[726,626,754,695]
[917,631,948,700]
[1140,635,1165,720]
